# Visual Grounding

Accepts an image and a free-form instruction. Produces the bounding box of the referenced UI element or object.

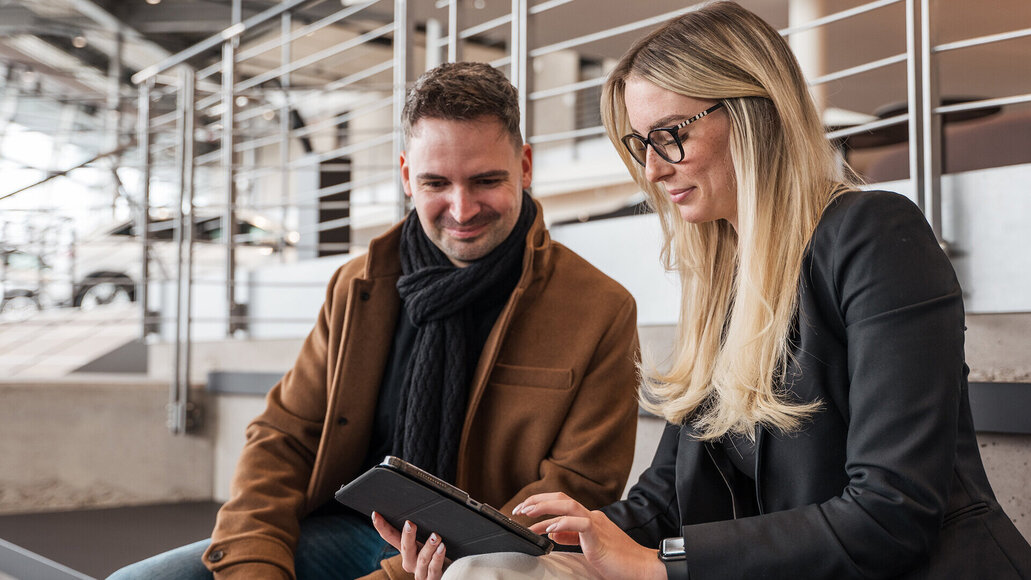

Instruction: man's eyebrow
[470,170,509,180]
[415,172,448,181]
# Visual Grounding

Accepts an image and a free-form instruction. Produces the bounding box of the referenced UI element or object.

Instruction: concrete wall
[978,433,1031,540]
[149,338,303,385]
[966,313,1031,382]
[0,376,213,515]
[212,394,267,502]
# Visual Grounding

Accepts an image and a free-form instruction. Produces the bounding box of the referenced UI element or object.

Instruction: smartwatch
[659,536,688,580]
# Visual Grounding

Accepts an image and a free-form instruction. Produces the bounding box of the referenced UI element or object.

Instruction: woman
[379,2,1031,578]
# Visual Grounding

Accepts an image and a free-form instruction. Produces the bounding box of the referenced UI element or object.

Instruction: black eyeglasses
[621,102,724,167]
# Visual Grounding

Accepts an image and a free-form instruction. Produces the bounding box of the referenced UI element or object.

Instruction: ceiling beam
[57,0,173,61]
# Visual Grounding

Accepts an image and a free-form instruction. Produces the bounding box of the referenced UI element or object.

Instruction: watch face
[660,536,686,560]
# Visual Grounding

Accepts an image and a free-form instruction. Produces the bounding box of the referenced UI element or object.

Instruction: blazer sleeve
[676,192,967,579]
[204,266,352,579]
[600,421,683,547]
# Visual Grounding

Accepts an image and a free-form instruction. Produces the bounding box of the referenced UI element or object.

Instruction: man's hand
[371,512,449,580]
[514,492,666,580]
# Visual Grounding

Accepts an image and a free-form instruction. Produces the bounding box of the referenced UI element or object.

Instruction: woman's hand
[371,512,449,580]
[514,493,666,580]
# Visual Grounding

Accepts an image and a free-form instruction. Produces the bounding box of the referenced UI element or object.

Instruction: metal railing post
[136,80,152,339]
[448,0,463,63]
[107,30,124,219]
[904,0,925,209]
[280,12,293,262]
[511,0,531,141]
[222,40,239,336]
[920,0,943,244]
[394,0,413,222]
[171,66,196,435]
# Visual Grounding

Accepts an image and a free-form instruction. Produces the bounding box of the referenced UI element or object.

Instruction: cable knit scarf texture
[392,191,537,482]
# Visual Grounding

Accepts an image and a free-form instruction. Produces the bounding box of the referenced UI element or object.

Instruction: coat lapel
[307,247,402,509]
[455,202,548,488]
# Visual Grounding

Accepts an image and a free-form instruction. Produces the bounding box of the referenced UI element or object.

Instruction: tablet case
[335,456,553,560]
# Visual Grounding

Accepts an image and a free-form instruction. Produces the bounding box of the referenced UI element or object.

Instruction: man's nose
[448,189,479,224]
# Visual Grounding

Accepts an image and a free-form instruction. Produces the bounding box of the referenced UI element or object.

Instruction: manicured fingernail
[545,523,557,533]
[371,511,378,522]
[436,543,445,555]
[404,521,412,532]
[512,503,523,515]
[428,533,439,544]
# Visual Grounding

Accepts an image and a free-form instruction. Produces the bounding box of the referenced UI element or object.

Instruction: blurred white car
[1,214,296,310]
[67,213,297,309]
[0,248,54,318]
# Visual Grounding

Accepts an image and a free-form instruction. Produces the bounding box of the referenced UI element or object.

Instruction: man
[109,62,639,580]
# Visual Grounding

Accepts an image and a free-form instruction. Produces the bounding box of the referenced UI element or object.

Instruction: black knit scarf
[393,191,537,482]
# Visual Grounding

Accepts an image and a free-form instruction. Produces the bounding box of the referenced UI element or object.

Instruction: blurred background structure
[1,0,1029,577]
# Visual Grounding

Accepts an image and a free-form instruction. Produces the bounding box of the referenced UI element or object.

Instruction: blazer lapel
[677,426,738,525]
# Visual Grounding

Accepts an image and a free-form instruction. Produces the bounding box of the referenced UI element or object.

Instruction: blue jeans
[107,510,397,580]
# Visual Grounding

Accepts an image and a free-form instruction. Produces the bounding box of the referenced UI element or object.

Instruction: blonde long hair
[602,1,854,440]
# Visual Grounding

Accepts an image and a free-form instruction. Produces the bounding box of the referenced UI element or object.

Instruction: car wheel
[1,290,41,321]
[79,281,133,310]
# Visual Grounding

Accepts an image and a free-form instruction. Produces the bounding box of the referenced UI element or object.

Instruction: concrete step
[0,304,141,379]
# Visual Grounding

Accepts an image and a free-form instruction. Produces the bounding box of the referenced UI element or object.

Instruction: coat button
[208,549,225,562]
[337,416,349,426]
[359,291,370,301]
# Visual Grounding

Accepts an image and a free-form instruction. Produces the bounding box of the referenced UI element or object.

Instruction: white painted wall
[550,213,680,327]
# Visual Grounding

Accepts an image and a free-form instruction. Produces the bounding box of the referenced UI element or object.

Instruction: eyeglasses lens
[625,136,649,166]
[651,129,685,164]
[623,130,684,167]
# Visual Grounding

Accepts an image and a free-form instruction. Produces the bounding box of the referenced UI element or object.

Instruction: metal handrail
[808,53,908,86]
[824,113,908,141]
[431,0,575,49]
[936,93,1031,114]
[530,126,606,145]
[241,62,395,124]
[236,24,395,94]
[238,0,381,66]
[313,170,396,199]
[291,133,394,168]
[529,76,606,102]
[131,0,319,84]
[779,0,903,37]
[934,27,1031,53]
[530,4,703,58]
[238,96,392,150]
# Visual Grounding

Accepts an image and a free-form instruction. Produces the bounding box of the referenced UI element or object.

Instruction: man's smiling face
[401,116,532,267]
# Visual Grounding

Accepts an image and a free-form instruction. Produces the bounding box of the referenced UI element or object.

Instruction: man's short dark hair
[402,61,523,148]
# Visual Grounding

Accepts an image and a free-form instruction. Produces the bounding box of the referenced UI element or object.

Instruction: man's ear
[400,150,413,197]
[521,143,533,189]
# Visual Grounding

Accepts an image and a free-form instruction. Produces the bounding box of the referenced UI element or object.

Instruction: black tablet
[335,456,553,560]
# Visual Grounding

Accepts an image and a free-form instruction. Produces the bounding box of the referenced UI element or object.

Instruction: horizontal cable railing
[779,0,903,37]
[6,0,1029,429]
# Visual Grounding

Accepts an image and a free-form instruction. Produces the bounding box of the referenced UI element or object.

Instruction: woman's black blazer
[603,190,1031,579]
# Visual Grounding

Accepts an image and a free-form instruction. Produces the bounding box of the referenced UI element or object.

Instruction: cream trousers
[441,552,599,579]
